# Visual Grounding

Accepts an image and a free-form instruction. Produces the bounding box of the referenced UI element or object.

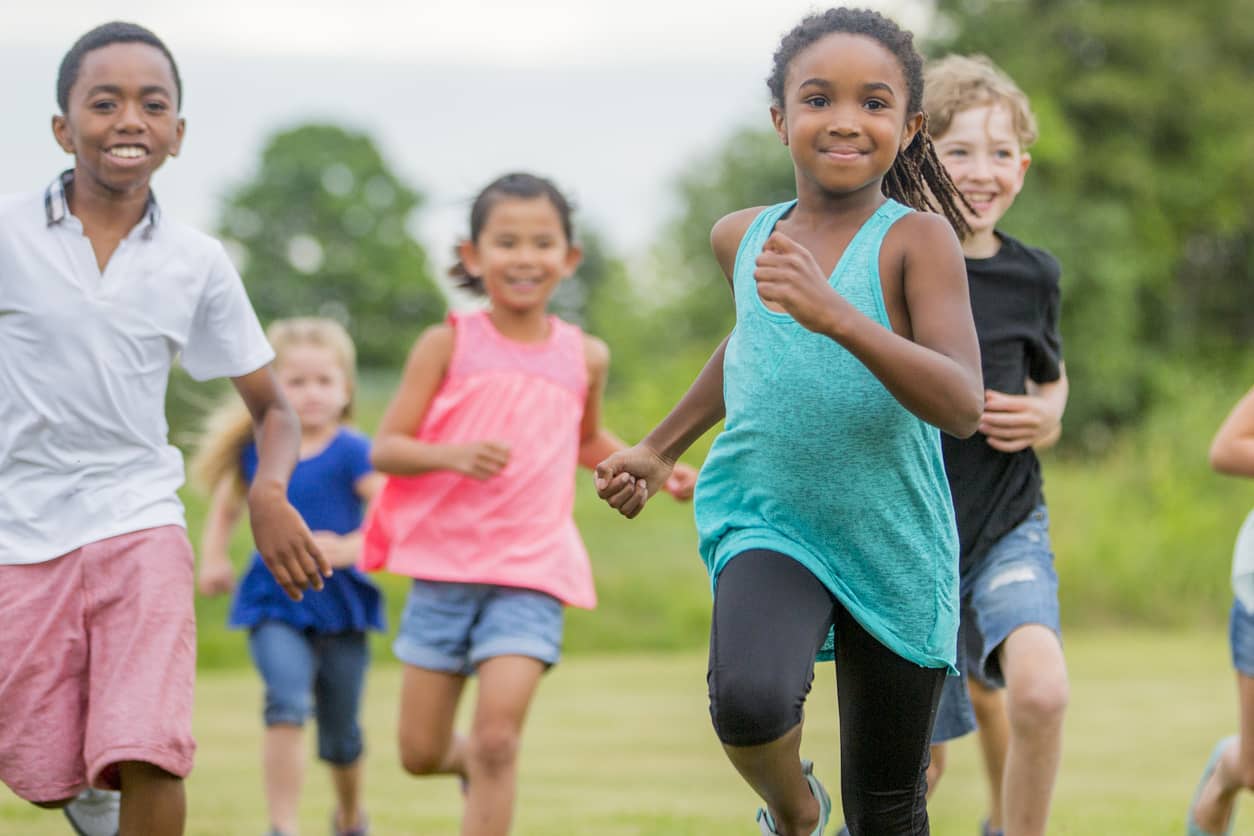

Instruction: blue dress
[229,428,386,633]
[693,199,959,670]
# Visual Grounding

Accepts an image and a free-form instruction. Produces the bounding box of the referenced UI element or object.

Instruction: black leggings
[707,549,945,835]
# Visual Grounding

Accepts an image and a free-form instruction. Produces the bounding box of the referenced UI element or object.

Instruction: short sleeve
[1027,255,1063,384]
[340,430,374,484]
[241,442,260,486]
[181,244,275,381]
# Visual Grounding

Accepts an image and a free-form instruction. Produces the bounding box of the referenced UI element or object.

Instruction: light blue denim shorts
[932,504,1062,743]
[393,579,564,675]
[1230,599,1254,677]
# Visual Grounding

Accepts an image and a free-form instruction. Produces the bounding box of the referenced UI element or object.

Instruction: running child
[193,318,384,836]
[1188,386,1254,835]
[360,172,697,836]
[0,21,326,836]
[595,8,983,834]
[916,54,1070,836]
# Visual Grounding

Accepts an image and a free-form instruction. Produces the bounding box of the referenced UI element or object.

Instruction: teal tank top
[693,199,959,670]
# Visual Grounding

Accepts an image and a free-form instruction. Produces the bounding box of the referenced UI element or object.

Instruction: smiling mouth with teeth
[107,146,148,158]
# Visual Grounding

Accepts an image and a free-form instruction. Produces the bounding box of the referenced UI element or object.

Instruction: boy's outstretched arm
[231,365,330,600]
[1211,386,1254,476]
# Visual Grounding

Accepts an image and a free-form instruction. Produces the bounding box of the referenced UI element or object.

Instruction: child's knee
[467,726,521,774]
[708,668,801,747]
[398,736,444,776]
[1008,675,1069,730]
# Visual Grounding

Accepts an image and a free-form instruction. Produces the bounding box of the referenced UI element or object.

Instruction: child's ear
[51,114,74,154]
[900,112,925,153]
[169,117,186,158]
[457,239,480,277]
[563,243,583,277]
[770,105,789,147]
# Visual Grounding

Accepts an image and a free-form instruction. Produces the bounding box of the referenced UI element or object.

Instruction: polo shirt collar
[44,169,162,239]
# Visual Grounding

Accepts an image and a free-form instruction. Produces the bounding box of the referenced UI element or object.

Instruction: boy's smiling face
[52,42,185,199]
[933,103,1030,248]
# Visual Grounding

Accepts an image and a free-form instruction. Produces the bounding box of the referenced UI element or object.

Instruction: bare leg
[722,723,819,836]
[263,724,305,834]
[999,625,1068,836]
[397,664,468,779]
[1192,672,1254,831]
[925,742,947,798]
[117,761,185,836]
[970,677,1010,831]
[329,759,364,833]
[461,655,546,836]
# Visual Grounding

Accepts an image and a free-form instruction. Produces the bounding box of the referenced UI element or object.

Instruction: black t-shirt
[943,232,1063,572]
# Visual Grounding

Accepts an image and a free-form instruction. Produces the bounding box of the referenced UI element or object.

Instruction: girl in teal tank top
[695,197,960,669]
[595,8,983,835]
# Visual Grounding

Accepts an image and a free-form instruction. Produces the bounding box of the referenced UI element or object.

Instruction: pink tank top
[361,310,596,608]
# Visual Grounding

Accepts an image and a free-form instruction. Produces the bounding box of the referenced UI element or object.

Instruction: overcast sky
[2,0,932,262]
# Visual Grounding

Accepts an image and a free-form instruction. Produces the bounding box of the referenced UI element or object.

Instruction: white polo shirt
[0,172,275,565]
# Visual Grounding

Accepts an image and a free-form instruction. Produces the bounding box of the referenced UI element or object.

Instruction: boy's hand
[248,481,330,600]
[663,463,699,501]
[446,441,511,480]
[197,557,235,597]
[312,531,362,569]
[594,445,674,518]
[754,232,847,334]
[981,389,1061,452]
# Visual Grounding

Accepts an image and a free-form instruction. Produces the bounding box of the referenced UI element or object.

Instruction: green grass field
[0,629,1243,834]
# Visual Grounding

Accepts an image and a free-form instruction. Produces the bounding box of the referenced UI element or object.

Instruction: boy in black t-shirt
[920,55,1068,836]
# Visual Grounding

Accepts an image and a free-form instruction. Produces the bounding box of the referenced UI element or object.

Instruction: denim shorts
[932,504,1062,743]
[248,621,369,765]
[1230,599,1254,677]
[393,579,564,675]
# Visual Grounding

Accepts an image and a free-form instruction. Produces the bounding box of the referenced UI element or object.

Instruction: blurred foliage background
[166,0,1254,667]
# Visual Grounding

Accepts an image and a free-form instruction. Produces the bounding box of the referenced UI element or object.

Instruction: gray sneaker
[63,788,120,836]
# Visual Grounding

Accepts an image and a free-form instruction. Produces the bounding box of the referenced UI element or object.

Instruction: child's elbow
[369,442,397,474]
[945,389,985,439]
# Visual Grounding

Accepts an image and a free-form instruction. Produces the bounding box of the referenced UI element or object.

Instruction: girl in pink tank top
[362,173,695,835]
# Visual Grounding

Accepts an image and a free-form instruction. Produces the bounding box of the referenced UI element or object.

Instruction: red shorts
[0,525,197,802]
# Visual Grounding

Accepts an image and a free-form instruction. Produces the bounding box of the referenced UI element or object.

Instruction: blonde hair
[189,317,358,499]
[923,54,1038,149]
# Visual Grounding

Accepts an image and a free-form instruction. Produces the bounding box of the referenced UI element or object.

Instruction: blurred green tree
[218,123,445,367]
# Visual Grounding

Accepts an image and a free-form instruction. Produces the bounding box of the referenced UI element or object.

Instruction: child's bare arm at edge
[1211,386,1254,477]
[578,335,698,499]
[595,208,760,518]
[232,365,329,601]
[754,211,983,438]
[198,476,244,596]
[984,363,1070,453]
[370,325,510,480]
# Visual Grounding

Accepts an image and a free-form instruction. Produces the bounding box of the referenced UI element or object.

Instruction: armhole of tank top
[563,318,590,397]
[731,202,791,299]
[867,202,914,328]
[444,310,478,382]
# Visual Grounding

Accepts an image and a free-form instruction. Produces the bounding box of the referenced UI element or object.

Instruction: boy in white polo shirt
[0,22,331,836]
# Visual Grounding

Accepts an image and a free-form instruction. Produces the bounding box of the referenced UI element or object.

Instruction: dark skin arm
[595,208,759,517]
[231,365,329,601]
